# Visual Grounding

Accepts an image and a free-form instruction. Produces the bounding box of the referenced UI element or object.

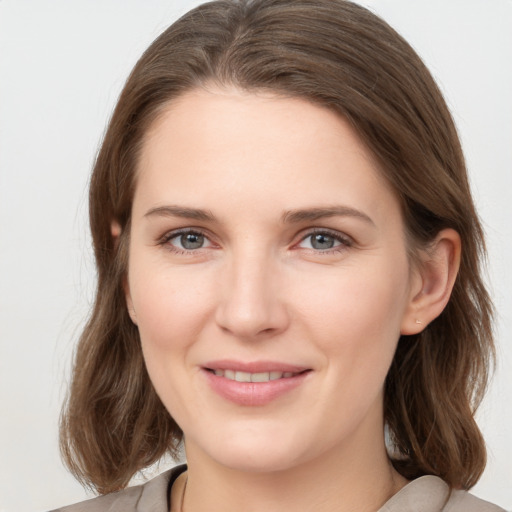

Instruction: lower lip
[202,369,310,406]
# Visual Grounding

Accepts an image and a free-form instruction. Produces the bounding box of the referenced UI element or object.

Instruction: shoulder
[444,488,507,512]
[379,475,506,512]
[51,484,145,512]
[50,465,186,512]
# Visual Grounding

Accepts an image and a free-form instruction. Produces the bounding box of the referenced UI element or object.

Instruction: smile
[202,363,311,406]
[210,369,300,382]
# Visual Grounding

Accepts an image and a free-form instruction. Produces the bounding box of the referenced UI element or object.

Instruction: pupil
[181,233,204,249]
[311,233,334,250]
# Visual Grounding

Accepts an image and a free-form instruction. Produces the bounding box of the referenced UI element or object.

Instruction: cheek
[128,264,216,417]
[295,257,410,385]
[298,260,409,336]
[297,263,410,428]
[129,261,213,350]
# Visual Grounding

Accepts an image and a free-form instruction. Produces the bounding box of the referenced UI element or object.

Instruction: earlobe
[111,220,122,247]
[126,290,138,325]
[401,229,461,335]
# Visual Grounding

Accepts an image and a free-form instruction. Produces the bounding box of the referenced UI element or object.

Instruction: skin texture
[123,87,460,512]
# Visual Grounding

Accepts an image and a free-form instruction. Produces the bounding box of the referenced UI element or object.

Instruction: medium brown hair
[60,0,494,494]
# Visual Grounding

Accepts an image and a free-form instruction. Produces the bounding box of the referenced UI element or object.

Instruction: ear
[111,221,138,325]
[401,228,461,335]
[111,220,122,242]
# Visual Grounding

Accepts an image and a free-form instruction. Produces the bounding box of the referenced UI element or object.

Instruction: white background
[0,1,511,511]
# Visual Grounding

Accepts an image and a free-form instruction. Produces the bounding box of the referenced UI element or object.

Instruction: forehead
[142,87,376,168]
[134,87,399,224]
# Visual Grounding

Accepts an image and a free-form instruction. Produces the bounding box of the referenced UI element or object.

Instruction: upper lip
[202,359,310,373]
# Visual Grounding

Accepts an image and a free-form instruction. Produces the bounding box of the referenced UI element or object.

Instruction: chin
[214,448,302,474]
[187,425,307,474]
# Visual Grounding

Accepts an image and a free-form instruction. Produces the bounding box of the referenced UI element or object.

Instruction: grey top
[51,465,505,512]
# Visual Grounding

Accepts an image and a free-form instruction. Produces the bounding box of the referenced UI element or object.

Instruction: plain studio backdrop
[0,1,511,511]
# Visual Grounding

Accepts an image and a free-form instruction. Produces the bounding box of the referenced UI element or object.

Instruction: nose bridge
[215,243,288,338]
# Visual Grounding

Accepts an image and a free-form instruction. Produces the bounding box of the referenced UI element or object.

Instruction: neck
[180,429,407,512]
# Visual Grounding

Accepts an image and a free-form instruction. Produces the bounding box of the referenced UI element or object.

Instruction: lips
[202,360,311,406]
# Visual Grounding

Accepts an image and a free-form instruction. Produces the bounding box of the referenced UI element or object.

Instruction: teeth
[251,372,270,383]
[235,371,252,382]
[211,369,300,382]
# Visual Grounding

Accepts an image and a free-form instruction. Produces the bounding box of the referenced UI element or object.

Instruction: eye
[163,229,213,251]
[297,230,351,251]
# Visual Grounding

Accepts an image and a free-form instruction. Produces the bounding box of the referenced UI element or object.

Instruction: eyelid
[158,227,216,251]
[156,226,353,254]
[294,227,354,251]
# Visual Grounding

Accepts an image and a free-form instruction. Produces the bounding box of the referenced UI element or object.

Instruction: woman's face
[126,87,422,473]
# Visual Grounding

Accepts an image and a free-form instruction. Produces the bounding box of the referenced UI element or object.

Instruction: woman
[53,0,504,510]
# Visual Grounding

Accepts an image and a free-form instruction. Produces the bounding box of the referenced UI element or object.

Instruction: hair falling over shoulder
[60,0,494,494]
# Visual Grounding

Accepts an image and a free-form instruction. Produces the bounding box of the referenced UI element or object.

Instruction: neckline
[166,466,450,512]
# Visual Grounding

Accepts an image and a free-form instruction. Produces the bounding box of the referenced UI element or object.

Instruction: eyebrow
[282,206,375,226]
[144,204,375,226]
[144,205,215,221]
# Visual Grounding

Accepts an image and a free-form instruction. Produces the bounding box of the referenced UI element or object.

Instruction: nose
[215,252,290,339]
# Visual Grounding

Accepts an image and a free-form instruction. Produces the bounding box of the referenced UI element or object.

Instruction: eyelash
[297,228,353,254]
[158,228,214,255]
[158,227,353,255]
